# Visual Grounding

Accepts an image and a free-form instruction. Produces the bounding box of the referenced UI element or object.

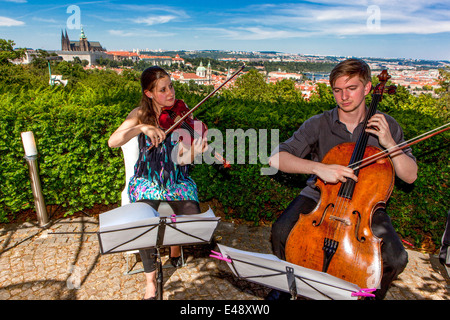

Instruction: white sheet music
[217,244,360,300]
[98,203,219,254]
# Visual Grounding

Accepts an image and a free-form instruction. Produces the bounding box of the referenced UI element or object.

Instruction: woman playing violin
[108,66,207,300]
[268,59,418,300]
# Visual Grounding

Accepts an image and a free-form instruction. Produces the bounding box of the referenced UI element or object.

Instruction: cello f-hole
[352,210,366,243]
[313,203,334,226]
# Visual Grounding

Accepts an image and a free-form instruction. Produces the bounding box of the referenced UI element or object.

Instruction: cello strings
[331,93,380,240]
[336,95,376,211]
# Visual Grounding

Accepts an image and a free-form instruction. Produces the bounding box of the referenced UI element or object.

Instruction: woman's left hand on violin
[365,114,396,149]
[177,136,208,165]
[192,136,209,157]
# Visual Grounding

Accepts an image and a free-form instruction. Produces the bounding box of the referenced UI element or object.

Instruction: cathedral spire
[61,29,69,51]
[80,27,87,40]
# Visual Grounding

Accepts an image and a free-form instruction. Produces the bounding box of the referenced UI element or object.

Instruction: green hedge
[0,66,448,248]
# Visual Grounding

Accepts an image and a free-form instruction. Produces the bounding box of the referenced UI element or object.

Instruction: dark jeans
[137,199,201,273]
[271,195,408,300]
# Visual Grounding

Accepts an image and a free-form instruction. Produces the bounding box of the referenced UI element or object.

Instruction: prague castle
[61,28,105,52]
[57,28,109,65]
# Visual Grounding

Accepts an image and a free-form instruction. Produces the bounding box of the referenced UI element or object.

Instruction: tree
[231,69,270,101]
[0,39,25,65]
[30,49,56,69]
[438,68,450,93]
[309,82,335,106]
[438,68,450,120]
[271,79,303,103]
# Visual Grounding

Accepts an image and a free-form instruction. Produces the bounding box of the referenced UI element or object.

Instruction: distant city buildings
[105,51,139,63]
[11,28,447,98]
[171,61,215,86]
[368,62,443,97]
[268,70,303,81]
[388,69,441,94]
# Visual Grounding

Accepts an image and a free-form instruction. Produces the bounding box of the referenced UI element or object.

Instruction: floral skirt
[128,176,198,203]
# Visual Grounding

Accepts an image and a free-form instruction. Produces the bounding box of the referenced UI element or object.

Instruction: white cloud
[115,4,189,26]
[0,16,25,26]
[109,30,139,37]
[220,1,450,39]
[108,29,175,38]
[133,15,177,26]
[197,26,310,41]
[32,17,57,24]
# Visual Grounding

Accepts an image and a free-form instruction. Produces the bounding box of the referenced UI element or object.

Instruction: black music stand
[98,202,220,300]
[212,244,372,300]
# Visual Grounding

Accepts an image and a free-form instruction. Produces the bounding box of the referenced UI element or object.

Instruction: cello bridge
[329,215,351,226]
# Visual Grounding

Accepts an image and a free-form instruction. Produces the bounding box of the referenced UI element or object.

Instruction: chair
[120,136,185,275]
[120,136,139,207]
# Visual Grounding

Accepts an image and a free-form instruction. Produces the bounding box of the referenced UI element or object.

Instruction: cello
[285,70,396,289]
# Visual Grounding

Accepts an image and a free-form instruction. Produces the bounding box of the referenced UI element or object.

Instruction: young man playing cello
[268,59,418,300]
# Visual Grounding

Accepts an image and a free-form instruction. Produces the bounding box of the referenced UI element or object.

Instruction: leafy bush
[0,70,140,219]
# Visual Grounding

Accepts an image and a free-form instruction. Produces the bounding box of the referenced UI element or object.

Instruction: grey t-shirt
[272,107,415,202]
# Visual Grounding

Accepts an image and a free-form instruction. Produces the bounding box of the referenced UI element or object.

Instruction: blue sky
[1,0,449,60]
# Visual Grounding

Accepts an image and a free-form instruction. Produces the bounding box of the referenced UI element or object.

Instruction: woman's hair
[138,66,170,125]
[329,59,371,88]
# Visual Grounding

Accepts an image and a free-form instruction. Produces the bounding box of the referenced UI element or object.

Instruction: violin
[159,99,231,168]
[285,70,396,289]
[155,65,245,168]
[159,99,208,145]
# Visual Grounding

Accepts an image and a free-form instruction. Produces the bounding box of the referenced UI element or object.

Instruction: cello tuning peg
[386,85,397,94]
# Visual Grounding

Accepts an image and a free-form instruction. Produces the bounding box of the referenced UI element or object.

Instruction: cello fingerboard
[338,92,382,200]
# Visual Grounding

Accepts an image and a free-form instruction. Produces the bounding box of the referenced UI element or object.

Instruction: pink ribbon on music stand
[351,288,376,298]
[210,250,232,263]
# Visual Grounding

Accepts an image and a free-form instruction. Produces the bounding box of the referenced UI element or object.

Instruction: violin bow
[164,65,245,136]
[350,122,450,171]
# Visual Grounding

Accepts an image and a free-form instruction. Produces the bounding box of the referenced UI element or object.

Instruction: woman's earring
[144,90,152,99]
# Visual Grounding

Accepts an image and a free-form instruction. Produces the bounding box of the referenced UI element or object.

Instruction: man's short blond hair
[329,59,371,88]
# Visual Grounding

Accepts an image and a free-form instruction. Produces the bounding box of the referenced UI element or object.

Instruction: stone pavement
[1,214,449,300]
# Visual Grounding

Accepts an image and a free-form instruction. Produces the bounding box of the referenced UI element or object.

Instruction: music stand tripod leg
[155,217,167,300]
[286,267,298,300]
[156,246,163,300]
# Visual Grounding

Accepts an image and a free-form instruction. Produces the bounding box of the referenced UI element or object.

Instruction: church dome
[196,61,206,71]
[196,61,206,77]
